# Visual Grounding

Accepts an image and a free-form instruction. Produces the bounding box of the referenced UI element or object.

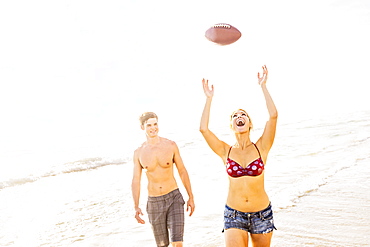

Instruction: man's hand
[186,198,195,217]
[135,207,145,224]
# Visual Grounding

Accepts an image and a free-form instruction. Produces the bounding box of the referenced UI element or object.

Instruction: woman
[200,65,277,247]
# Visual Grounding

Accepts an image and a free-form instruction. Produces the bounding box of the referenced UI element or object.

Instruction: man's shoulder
[134,142,146,154]
[159,137,177,146]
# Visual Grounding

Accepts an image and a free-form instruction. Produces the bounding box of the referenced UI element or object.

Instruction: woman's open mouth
[236,119,245,127]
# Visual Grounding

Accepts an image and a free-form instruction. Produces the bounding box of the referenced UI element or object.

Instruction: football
[205,23,242,45]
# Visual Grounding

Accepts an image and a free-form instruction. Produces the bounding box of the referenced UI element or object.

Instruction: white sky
[1,0,370,156]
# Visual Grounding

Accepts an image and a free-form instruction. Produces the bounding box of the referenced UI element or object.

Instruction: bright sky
[1,0,370,157]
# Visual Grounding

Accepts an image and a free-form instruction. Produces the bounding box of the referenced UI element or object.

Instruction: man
[132,112,195,247]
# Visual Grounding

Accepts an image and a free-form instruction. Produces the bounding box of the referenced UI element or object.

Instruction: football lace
[213,24,231,29]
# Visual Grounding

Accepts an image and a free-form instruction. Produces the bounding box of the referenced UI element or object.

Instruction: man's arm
[173,142,195,216]
[131,149,145,224]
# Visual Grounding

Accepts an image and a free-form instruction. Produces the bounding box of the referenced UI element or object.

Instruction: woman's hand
[202,78,214,98]
[257,65,268,86]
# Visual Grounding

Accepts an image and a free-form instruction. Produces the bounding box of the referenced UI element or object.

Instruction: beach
[1,0,370,246]
[272,151,370,247]
[1,110,370,246]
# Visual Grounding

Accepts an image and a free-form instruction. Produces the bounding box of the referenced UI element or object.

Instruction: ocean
[1,109,369,247]
[1,0,370,246]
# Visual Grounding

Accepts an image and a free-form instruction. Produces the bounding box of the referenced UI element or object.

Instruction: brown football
[205,23,242,45]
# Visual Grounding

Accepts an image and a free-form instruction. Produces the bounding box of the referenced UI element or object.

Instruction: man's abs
[147,178,179,197]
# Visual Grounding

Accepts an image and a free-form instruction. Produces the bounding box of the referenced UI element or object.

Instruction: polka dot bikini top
[226,143,264,177]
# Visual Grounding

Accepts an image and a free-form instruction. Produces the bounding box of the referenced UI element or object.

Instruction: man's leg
[147,198,170,247]
[167,191,185,245]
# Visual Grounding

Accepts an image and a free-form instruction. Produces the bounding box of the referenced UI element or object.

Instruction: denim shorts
[224,203,277,234]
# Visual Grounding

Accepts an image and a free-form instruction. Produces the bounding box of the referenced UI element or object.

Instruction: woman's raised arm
[257,65,278,153]
[200,79,229,160]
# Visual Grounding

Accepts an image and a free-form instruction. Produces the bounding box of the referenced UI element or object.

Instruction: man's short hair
[139,112,158,126]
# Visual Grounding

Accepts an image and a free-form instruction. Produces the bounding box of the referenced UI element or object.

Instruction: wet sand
[272,157,370,247]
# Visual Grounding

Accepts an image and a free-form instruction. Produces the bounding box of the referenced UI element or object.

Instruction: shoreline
[271,156,370,247]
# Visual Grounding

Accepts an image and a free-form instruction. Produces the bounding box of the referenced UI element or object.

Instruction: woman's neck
[234,133,252,149]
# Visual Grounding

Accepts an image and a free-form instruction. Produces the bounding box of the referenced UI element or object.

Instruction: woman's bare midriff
[226,176,270,212]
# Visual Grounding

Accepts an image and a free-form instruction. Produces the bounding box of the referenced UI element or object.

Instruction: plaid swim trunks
[147,189,185,247]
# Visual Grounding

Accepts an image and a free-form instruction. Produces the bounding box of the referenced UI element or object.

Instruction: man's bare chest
[139,145,174,169]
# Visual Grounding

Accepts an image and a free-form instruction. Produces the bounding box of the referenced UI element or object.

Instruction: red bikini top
[226,143,264,177]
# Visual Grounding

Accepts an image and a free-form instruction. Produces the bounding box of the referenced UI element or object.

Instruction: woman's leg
[250,232,273,247]
[224,228,249,247]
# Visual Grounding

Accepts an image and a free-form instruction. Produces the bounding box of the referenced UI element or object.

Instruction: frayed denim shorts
[223,203,277,234]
